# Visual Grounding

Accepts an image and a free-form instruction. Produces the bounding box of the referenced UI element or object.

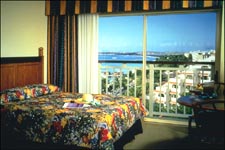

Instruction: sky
[98,12,217,53]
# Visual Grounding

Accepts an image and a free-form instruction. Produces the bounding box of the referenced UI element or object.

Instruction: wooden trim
[1,57,41,64]
[39,47,43,56]
[39,47,44,84]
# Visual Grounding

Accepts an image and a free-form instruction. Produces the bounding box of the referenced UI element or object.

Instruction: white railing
[98,61,215,119]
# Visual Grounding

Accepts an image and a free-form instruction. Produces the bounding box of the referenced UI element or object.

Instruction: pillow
[25,84,60,97]
[0,87,26,103]
[0,84,60,103]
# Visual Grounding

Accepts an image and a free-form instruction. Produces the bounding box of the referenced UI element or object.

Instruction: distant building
[154,50,215,104]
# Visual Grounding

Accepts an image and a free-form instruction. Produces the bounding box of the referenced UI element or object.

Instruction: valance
[45,0,222,16]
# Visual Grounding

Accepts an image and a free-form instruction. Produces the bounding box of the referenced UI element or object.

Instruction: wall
[1,1,224,93]
[219,1,224,97]
[1,1,47,83]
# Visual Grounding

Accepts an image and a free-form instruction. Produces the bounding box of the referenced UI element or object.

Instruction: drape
[45,0,222,16]
[78,14,99,94]
[45,0,222,93]
[47,15,78,92]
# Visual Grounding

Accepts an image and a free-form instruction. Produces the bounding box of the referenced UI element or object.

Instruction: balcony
[98,60,216,121]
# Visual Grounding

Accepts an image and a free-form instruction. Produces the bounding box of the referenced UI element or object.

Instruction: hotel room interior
[1,0,224,150]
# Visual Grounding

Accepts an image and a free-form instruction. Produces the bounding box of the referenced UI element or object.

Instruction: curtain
[47,15,78,92]
[45,0,222,16]
[78,14,99,94]
[45,0,222,93]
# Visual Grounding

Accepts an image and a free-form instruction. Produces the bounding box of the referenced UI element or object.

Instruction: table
[177,95,225,111]
[178,95,224,144]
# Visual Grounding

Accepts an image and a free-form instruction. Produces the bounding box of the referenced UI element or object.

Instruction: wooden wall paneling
[0,64,16,90]
[16,63,41,87]
[0,47,44,91]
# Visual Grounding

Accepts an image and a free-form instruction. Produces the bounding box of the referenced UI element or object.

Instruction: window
[99,11,218,97]
[98,16,143,61]
[99,12,217,63]
[172,85,177,88]
[147,13,216,54]
[186,75,193,79]
[160,93,165,97]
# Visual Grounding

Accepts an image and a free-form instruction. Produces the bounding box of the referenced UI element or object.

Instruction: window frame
[99,9,222,100]
[99,9,222,68]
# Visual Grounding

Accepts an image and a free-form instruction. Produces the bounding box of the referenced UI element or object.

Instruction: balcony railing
[98,60,215,119]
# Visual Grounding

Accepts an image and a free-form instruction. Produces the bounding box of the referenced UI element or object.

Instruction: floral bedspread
[1,86,148,149]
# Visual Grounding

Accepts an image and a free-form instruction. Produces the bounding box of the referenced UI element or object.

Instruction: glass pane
[147,12,216,57]
[99,16,143,61]
[99,16,144,97]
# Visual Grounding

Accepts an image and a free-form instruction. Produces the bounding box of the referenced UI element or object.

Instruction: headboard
[0,47,44,91]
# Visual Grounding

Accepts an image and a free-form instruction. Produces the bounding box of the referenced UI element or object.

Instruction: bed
[0,48,148,150]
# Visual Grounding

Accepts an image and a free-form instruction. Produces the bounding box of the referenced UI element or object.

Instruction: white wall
[1,1,47,83]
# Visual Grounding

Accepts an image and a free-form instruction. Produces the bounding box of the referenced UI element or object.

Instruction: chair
[188,99,224,143]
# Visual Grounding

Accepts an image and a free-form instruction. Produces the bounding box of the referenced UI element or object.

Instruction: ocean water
[99,54,158,68]
[99,54,157,61]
